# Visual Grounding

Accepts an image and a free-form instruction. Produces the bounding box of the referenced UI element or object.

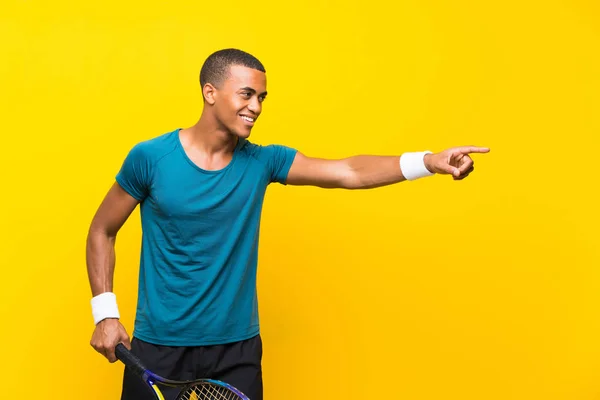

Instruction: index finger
[457,146,490,154]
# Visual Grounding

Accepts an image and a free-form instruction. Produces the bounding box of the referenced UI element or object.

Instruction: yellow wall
[1,0,599,399]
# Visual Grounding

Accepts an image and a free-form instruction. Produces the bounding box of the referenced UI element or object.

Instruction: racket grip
[115,343,147,378]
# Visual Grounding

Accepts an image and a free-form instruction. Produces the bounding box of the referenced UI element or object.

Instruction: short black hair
[199,48,266,88]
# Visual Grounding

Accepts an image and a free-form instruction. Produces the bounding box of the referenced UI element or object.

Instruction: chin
[233,128,253,139]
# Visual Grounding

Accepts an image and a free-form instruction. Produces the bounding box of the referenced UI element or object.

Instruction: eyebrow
[239,87,268,97]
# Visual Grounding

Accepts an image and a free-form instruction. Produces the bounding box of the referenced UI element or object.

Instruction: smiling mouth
[239,115,256,125]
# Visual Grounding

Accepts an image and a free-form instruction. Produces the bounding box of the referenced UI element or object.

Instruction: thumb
[441,162,460,177]
[120,333,132,350]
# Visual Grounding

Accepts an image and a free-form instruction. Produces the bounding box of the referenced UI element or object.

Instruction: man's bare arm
[285,146,490,189]
[87,181,140,362]
[87,182,139,296]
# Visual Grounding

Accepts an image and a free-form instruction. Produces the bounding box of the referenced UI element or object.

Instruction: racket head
[174,379,250,400]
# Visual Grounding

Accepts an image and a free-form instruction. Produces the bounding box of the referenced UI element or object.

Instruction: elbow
[86,230,117,252]
[87,219,118,244]
[342,159,374,189]
[341,171,366,190]
[342,172,383,190]
[86,226,117,263]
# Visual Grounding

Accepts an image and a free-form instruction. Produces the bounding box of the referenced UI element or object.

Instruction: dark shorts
[120,334,263,400]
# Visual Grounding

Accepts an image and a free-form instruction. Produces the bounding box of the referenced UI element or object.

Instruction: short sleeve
[115,143,152,201]
[265,144,298,184]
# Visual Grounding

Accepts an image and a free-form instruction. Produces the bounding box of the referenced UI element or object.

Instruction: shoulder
[125,129,180,165]
[238,139,297,162]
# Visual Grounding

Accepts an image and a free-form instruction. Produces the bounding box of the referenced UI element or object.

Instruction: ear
[203,83,217,105]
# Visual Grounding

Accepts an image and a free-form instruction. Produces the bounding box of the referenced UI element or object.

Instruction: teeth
[241,115,254,122]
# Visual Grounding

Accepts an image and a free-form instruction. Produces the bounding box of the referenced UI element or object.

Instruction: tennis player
[86,48,489,400]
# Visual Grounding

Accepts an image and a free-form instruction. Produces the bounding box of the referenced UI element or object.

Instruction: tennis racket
[115,343,250,400]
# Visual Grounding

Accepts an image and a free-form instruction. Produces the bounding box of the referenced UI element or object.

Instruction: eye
[259,95,266,102]
[240,92,252,98]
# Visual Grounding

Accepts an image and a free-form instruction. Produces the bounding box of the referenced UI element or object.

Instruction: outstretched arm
[285,146,490,189]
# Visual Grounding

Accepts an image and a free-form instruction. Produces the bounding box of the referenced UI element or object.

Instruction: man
[87,48,489,400]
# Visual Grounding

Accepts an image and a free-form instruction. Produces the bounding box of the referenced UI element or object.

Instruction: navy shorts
[120,334,263,400]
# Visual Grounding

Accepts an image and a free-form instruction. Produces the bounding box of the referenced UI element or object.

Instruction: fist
[90,318,131,363]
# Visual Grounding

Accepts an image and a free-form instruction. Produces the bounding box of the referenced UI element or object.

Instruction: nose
[247,96,261,115]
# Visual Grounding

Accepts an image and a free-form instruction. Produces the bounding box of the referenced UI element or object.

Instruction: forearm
[344,155,406,189]
[86,229,116,296]
[284,150,436,189]
[87,228,130,359]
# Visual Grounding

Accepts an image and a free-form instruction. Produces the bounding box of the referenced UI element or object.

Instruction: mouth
[239,114,256,127]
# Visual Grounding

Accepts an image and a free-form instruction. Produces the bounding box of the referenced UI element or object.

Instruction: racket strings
[180,382,243,400]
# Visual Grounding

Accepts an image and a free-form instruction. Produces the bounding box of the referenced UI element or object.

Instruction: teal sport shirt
[115,128,298,346]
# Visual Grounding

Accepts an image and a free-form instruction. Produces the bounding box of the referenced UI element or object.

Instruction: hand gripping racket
[115,343,250,400]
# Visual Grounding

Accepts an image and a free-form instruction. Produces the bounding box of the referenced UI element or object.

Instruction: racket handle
[115,343,147,378]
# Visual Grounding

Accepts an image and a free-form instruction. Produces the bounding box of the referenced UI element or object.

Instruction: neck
[181,112,238,155]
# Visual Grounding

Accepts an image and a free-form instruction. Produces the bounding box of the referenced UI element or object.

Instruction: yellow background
[1,0,599,399]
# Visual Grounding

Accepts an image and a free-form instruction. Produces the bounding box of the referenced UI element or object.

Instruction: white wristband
[400,151,435,181]
[91,292,120,325]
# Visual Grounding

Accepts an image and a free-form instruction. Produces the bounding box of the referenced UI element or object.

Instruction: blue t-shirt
[115,128,297,346]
